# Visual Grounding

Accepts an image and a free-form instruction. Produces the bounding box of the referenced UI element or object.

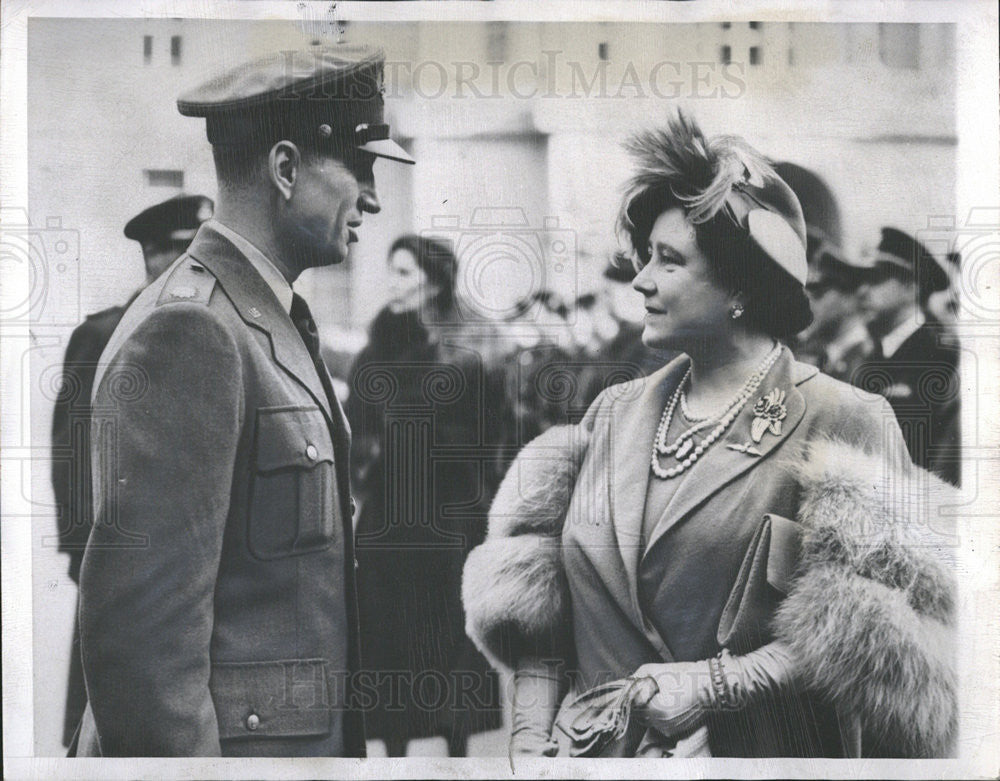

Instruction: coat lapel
[610,356,691,619]
[641,346,808,560]
[186,225,334,424]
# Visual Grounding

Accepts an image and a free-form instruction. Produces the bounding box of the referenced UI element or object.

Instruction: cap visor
[358,138,415,165]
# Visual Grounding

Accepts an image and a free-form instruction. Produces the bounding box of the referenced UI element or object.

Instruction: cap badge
[750,388,787,443]
[318,124,333,139]
[248,306,262,319]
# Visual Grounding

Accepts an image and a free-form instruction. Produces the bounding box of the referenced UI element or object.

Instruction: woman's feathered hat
[618,111,809,286]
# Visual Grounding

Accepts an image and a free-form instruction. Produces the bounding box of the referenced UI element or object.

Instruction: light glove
[631,642,797,739]
[509,658,563,758]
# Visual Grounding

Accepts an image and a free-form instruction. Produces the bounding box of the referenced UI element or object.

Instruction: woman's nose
[632,265,653,294]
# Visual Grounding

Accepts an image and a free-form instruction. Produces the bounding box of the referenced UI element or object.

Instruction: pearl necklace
[679,391,710,422]
[651,344,782,479]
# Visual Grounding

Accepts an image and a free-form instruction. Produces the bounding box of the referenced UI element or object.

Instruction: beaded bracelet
[709,653,739,710]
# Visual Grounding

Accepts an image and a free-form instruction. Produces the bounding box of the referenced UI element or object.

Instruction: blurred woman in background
[347,235,503,756]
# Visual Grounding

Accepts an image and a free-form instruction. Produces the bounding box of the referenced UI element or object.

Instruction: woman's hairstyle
[389,233,459,317]
[617,112,813,338]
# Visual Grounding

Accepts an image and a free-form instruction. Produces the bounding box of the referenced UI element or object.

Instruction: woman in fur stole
[347,235,504,756]
[462,113,957,759]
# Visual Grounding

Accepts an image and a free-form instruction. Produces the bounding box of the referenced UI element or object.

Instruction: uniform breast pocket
[248,406,338,560]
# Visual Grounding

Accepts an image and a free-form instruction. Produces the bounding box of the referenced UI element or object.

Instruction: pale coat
[464,347,957,757]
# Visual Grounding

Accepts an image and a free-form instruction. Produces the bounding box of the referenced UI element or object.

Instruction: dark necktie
[290,292,353,513]
[291,292,335,402]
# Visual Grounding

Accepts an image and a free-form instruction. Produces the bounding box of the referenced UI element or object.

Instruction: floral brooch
[750,388,788,443]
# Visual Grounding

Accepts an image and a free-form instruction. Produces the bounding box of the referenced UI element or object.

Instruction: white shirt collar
[881,309,925,359]
[826,321,869,366]
[207,219,293,315]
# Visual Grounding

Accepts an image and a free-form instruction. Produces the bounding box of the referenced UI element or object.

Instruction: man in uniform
[52,193,212,747]
[74,46,414,757]
[774,162,873,382]
[798,252,874,383]
[855,227,960,486]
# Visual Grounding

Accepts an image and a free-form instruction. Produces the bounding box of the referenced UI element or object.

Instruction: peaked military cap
[123,194,214,244]
[868,226,950,295]
[177,45,414,164]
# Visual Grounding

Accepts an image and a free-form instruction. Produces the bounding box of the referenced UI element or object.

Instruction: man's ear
[268,140,300,201]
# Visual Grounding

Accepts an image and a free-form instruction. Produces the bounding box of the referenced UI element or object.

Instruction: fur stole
[772,438,957,757]
[462,422,591,673]
[462,429,957,757]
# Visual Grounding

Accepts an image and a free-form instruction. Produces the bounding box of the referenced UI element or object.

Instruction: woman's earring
[730,303,744,320]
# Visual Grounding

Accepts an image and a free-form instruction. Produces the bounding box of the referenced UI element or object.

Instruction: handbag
[554,676,658,757]
[717,513,802,655]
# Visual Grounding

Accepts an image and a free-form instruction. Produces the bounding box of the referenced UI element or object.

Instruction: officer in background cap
[774,162,874,383]
[124,194,215,283]
[53,193,212,748]
[75,45,412,757]
[855,227,960,486]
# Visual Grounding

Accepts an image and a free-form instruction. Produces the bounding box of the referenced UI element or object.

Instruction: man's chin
[308,245,348,268]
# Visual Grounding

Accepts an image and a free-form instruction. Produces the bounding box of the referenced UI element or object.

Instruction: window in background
[143,35,153,64]
[878,24,920,69]
[486,22,508,62]
[144,169,184,189]
[170,35,182,66]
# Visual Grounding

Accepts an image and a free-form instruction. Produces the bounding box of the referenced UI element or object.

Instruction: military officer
[74,45,414,757]
[798,252,874,383]
[855,227,960,486]
[52,193,212,747]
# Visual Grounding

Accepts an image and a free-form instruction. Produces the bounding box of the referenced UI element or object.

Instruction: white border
[2,2,997,779]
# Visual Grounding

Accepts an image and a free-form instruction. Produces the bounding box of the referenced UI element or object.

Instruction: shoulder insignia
[156,259,216,307]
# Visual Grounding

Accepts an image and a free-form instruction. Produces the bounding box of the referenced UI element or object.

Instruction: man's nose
[358,186,381,215]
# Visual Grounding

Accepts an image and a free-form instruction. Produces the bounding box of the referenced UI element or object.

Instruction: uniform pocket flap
[211,659,332,740]
[254,407,334,472]
[764,513,803,596]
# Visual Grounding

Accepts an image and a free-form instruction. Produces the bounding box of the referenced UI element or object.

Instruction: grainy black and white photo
[1,1,997,778]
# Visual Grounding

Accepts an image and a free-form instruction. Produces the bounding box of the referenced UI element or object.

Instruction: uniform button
[354,557,360,571]
[246,713,260,731]
[350,496,357,515]
[305,444,318,461]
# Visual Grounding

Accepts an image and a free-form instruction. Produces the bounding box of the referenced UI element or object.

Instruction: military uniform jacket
[76,225,364,757]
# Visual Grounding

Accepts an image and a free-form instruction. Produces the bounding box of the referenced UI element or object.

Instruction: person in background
[797,252,874,383]
[346,235,503,757]
[51,192,212,748]
[856,227,961,486]
[576,259,672,408]
[772,162,871,382]
[500,290,577,443]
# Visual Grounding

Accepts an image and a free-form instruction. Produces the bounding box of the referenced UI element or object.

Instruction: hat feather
[621,111,776,227]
